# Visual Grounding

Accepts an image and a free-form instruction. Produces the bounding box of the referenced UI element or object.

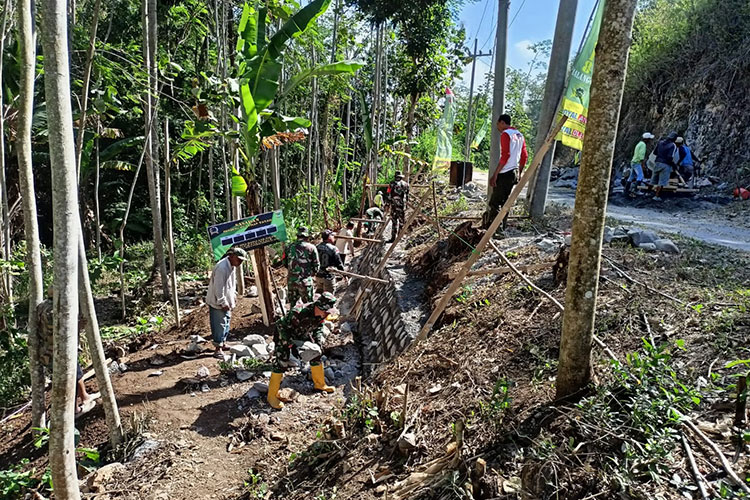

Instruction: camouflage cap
[297,226,310,238]
[314,291,337,312]
[227,247,248,261]
[394,170,404,179]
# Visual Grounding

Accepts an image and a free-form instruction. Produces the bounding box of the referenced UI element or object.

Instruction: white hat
[675,137,684,144]
[642,132,654,139]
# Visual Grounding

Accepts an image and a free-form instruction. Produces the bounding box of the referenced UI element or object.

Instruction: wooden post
[416,116,567,341]
[431,181,441,236]
[164,120,180,327]
[245,187,275,326]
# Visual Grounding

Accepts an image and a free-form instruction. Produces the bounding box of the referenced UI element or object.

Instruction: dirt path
[471,169,750,252]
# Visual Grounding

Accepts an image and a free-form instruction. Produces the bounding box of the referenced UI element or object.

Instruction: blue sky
[457,0,599,91]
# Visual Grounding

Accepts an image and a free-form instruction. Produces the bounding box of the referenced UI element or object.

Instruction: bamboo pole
[416,116,568,341]
[329,268,389,284]
[350,218,385,223]
[466,263,554,277]
[335,235,384,243]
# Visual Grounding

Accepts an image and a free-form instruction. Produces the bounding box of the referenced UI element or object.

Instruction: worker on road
[625,132,654,197]
[386,171,409,242]
[38,287,98,415]
[365,205,384,235]
[650,132,680,201]
[284,226,320,307]
[315,229,344,293]
[206,247,247,358]
[485,114,528,232]
[267,292,338,409]
[676,137,695,184]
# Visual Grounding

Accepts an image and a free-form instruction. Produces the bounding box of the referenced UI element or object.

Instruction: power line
[471,0,492,42]
[509,0,527,28]
[479,0,497,51]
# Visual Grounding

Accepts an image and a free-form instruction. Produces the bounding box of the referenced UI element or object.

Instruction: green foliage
[100,315,164,342]
[244,468,269,498]
[0,460,52,497]
[478,378,512,425]
[0,306,31,408]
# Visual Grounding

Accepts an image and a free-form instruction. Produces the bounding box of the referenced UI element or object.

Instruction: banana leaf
[280,60,364,99]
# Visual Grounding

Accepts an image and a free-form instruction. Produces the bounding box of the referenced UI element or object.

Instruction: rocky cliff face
[616,65,750,185]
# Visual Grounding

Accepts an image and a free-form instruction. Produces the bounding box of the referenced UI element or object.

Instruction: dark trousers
[487,169,518,229]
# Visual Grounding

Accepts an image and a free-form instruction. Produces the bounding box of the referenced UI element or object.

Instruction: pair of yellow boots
[267,364,333,409]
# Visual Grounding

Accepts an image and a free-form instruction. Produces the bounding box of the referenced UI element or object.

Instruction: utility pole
[464,38,492,164]
[528,0,579,220]
[486,0,509,206]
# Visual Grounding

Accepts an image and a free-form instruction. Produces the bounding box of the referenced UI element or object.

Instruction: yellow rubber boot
[267,372,285,409]
[311,364,334,393]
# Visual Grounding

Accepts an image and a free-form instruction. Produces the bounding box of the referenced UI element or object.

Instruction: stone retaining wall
[354,242,416,376]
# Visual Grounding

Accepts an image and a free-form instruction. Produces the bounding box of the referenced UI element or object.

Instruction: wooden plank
[350,218,385,223]
[336,235,383,243]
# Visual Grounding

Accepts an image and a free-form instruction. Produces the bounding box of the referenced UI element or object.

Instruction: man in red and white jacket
[486,114,528,231]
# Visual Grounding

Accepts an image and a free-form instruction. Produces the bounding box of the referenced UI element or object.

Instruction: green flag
[556,0,605,150]
[432,88,455,170]
[471,116,491,150]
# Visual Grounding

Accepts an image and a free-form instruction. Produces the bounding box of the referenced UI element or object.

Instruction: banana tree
[230,0,364,199]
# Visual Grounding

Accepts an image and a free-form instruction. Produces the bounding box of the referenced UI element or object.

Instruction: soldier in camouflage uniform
[386,170,409,242]
[37,293,97,414]
[267,292,338,409]
[315,230,344,293]
[283,226,320,307]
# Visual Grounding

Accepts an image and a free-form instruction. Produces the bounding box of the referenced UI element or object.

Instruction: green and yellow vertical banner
[556,0,605,150]
[432,88,455,170]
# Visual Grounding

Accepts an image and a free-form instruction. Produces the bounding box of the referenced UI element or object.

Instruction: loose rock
[242,334,266,347]
[249,285,259,297]
[298,342,322,362]
[85,462,125,492]
[253,382,269,393]
[397,432,417,453]
[628,229,659,246]
[638,242,658,252]
[197,366,211,378]
[236,370,252,382]
[230,345,255,358]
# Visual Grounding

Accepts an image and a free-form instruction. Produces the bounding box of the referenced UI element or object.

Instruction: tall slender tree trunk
[208,147,215,224]
[94,122,101,260]
[0,0,13,301]
[18,0,46,432]
[164,120,180,326]
[342,94,351,203]
[306,53,318,224]
[77,234,122,446]
[141,0,169,298]
[73,0,101,173]
[556,0,638,400]
[40,0,82,492]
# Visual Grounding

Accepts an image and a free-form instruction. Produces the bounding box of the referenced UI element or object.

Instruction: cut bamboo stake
[604,256,686,305]
[335,235,384,243]
[682,418,750,493]
[350,218,385,223]
[329,268,389,284]
[466,263,554,277]
[431,182,442,236]
[416,116,568,341]
[490,240,564,311]
[681,433,710,500]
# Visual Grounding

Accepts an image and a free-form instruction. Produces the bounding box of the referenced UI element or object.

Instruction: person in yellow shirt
[625,132,653,197]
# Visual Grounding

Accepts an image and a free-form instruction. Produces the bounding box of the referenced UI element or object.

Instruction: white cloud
[514,39,536,62]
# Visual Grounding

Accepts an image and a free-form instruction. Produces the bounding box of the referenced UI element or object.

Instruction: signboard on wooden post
[208,210,288,262]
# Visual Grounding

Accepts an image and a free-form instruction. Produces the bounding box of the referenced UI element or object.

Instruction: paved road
[471,169,750,252]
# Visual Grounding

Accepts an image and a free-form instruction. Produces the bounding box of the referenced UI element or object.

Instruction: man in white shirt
[206,247,247,357]
[485,114,528,232]
[335,222,355,266]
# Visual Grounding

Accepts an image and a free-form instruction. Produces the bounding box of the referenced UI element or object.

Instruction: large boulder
[638,242,657,252]
[628,229,659,246]
[654,238,680,254]
[250,343,269,359]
